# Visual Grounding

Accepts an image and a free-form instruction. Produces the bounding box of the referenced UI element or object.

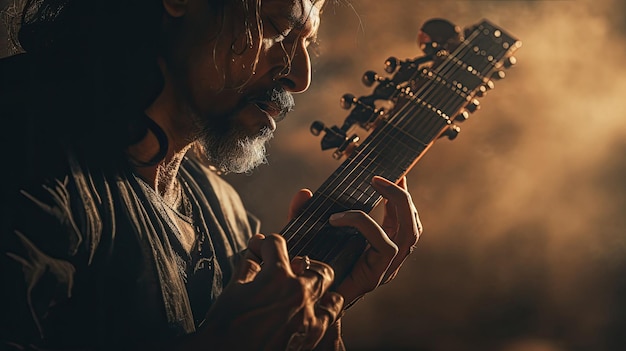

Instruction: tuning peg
[384,57,399,73]
[476,79,496,97]
[476,85,488,98]
[310,121,326,136]
[362,71,383,87]
[466,99,480,113]
[454,111,470,122]
[340,93,356,109]
[310,121,348,151]
[333,134,360,160]
[441,125,461,140]
[492,71,506,80]
[504,56,517,68]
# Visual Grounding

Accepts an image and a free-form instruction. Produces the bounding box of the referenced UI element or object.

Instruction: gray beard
[197,122,274,174]
[191,87,292,173]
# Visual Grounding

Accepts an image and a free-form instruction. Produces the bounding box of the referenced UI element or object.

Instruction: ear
[162,0,188,18]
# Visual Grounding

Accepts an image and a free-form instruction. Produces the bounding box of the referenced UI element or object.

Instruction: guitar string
[282,48,477,259]
[285,26,496,259]
[282,25,486,257]
[287,43,489,261]
[284,24,511,259]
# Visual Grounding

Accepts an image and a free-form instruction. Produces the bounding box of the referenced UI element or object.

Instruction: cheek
[184,42,259,109]
[181,47,242,116]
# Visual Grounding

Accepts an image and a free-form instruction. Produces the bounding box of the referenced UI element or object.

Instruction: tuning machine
[452,98,480,123]
[440,124,461,140]
[333,134,360,160]
[362,71,388,87]
[310,121,346,151]
[310,121,360,159]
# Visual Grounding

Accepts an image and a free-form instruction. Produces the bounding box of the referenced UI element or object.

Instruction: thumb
[288,189,313,221]
[233,234,264,283]
[233,257,261,284]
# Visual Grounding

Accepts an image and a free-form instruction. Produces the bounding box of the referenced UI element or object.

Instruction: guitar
[281,18,521,285]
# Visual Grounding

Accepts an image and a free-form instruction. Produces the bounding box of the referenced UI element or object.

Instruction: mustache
[265,86,295,123]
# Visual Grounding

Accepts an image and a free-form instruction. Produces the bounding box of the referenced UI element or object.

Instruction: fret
[316,183,374,211]
[285,201,349,255]
[465,45,500,76]
[368,128,427,159]
[443,60,485,89]
[419,67,471,99]
[446,54,488,81]
[380,112,446,146]
[415,72,470,118]
[283,214,325,242]
[461,42,497,73]
[298,225,363,264]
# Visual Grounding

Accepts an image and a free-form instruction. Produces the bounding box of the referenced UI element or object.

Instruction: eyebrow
[288,9,319,37]
[285,15,308,32]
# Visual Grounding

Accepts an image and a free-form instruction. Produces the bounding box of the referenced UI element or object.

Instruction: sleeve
[0,176,80,348]
[0,163,110,350]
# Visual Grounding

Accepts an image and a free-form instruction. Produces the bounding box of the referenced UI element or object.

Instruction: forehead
[261,0,324,29]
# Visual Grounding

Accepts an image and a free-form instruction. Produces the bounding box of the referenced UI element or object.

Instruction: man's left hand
[289,176,423,308]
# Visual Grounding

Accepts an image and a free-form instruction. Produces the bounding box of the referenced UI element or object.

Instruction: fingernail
[329,212,344,221]
[372,176,391,186]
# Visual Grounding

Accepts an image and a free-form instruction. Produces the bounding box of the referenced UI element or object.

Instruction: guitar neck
[280,107,444,283]
[280,19,520,284]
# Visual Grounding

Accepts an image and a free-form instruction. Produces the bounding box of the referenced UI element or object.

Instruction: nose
[274,41,311,94]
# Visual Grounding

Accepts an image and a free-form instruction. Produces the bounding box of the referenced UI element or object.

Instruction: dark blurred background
[3,0,626,350]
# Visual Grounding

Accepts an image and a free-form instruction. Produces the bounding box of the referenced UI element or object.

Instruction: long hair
[2,0,166,167]
[2,0,325,169]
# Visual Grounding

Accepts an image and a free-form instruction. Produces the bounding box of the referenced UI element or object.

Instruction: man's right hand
[181,233,344,351]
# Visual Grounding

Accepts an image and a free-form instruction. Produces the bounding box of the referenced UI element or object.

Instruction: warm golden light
[225,0,626,350]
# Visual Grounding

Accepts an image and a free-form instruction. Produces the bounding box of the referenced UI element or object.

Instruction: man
[0,0,422,350]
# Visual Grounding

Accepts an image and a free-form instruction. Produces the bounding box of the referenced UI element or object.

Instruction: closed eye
[266,18,291,44]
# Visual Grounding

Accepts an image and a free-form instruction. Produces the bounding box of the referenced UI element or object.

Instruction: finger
[245,233,265,264]
[372,176,423,284]
[329,210,398,300]
[315,291,344,326]
[397,176,408,190]
[328,210,398,258]
[400,176,424,238]
[397,176,423,237]
[302,292,344,350]
[299,260,335,301]
[258,234,295,277]
[371,176,421,252]
[232,234,265,283]
[288,189,313,221]
[233,257,262,284]
[291,255,311,276]
[381,196,399,239]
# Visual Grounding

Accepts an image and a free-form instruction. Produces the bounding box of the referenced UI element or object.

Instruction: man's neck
[129,137,192,198]
[130,61,200,200]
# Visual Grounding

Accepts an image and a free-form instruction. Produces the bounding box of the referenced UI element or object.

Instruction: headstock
[311,18,521,159]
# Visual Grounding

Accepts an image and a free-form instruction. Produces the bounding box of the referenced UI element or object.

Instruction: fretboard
[280,19,521,284]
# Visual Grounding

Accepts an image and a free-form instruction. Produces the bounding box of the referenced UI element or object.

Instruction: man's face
[160,0,322,173]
